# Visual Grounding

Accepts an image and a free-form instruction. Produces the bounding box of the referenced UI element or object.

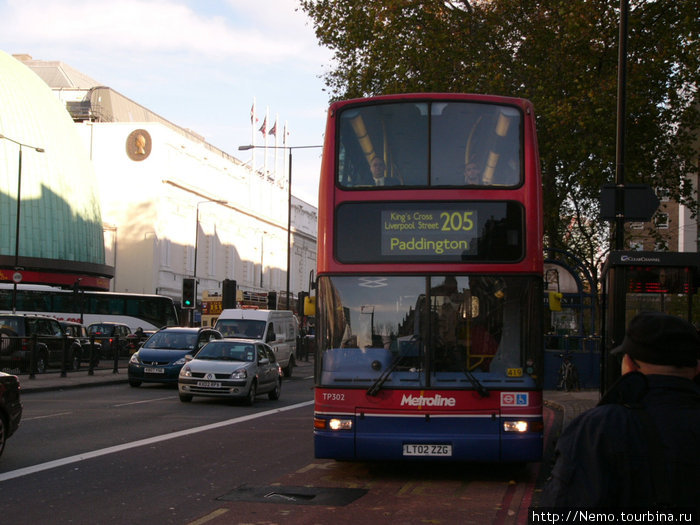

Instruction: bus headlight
[315,417,353,431]
[503,420,530,432]
[329,418,353,430]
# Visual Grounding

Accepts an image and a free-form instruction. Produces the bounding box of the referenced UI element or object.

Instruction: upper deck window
[337,101,522,188]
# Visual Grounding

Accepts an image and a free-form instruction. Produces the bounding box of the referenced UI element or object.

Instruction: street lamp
[0,134,45,312]
[238,144,321,310]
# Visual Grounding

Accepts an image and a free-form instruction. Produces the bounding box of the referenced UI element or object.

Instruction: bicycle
[556,350,580,392]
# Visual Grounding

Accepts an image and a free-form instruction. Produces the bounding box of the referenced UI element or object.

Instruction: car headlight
[129,353,140,364]
[173,357,187,365]
[230,368,247,380]
[181,366,192,377]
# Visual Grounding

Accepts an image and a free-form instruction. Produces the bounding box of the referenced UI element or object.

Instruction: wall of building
[75,120,316,305]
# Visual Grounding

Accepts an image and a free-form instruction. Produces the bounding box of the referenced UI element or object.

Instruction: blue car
[128,327,222,387]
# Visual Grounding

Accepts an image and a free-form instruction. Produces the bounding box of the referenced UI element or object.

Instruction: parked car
[59,321,101,367]
[178,339,282,405]
[86,322,134,358]
[128,327,222,387]
[0,314,79,373]
[0,371,22,458]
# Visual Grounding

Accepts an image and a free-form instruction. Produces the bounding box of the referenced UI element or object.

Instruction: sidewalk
[14,366,130,393]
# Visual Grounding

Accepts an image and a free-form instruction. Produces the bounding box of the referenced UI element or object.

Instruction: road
[0,367,555,524]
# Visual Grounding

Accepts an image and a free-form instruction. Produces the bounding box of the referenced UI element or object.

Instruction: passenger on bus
[541,312,700,510]
[463,161,483,185]
[370,157,400,186]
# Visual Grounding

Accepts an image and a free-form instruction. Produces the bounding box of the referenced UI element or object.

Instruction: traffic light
[222,279,237,309]
[182,278,196,309]
[267,291,277,310]
[297,291,308,316]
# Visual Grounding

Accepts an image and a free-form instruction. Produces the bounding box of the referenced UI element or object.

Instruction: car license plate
[402,444,452,457]
[196,380,221,388]
[144,368,165,374]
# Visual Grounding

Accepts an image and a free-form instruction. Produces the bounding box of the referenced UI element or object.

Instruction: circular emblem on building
[126,129,152,161]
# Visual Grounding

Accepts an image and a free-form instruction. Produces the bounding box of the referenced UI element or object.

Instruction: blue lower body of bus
[314,413,542,463]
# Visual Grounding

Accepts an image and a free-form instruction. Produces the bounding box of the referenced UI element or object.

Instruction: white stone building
[15,54,317,312]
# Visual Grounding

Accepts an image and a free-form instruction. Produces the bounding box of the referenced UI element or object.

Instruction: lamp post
[238,144,321,310]
[0,134,45,312]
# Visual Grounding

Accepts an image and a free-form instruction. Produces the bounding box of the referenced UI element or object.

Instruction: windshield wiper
[367,351,406,396]
[462,367,489,398]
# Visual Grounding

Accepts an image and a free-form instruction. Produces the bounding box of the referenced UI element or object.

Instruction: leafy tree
[300,0,700,291]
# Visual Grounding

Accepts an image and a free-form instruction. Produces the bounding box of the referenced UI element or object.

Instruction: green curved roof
[0,50,104,265]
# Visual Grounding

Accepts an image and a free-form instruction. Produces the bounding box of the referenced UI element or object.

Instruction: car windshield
[88,324,111,335]
[196,342,255,362]
[215,319,265,339]
[143,331,198,350]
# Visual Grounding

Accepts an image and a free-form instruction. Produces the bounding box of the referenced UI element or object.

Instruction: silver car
[178,339,282,405]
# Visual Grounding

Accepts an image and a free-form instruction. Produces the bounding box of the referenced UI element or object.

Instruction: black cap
[611,312,700,367]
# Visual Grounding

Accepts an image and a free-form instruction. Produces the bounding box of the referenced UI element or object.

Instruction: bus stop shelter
[601,251,700,391]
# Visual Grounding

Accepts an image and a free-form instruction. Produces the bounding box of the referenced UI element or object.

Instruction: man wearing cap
[540,311,700,511]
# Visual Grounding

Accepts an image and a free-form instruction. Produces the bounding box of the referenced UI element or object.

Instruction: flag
[259,116,267,135]
[250,102,258,124]
[269,120,277,137]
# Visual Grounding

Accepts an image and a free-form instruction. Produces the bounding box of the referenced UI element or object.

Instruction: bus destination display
[381,209,478,257]
[335,201,524,264]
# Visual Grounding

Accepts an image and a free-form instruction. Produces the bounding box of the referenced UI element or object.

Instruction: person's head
[612,312,700,380]
[370,157,386,181]
[464,162,481,184]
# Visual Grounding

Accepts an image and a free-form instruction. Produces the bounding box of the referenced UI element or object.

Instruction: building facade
[2,53,317,315]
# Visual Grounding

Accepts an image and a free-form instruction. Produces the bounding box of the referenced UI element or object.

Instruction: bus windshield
[338,101,521,188]
[317,274,542,389]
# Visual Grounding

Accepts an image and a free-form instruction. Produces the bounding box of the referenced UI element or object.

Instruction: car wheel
[128,379,142,387]
[36,353,47,374]
[283,355,295,378]
[245,381,257,406]
[179,394,193,403]
[268,378,282,400]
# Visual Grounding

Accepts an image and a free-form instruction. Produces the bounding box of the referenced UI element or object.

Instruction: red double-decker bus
[313,93,544,462]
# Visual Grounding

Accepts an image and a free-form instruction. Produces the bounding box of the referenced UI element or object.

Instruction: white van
[214,309,298,376]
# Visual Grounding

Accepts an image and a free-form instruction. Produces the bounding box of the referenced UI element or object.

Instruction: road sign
[599,184,660,221]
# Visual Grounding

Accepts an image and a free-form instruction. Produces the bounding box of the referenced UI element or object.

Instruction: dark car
[0,314,79,373]
[127,327,222,387]
[59,321,102,367]
[86,322,134,358]
[0,371,22,458]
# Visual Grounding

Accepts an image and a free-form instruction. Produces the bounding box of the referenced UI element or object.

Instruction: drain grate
[218,485,368,506]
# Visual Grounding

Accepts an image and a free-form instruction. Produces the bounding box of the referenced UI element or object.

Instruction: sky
[0,0,333,206]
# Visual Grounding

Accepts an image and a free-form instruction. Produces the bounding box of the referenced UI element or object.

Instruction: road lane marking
[114,396,175,407]
[187,508,229,525]
[22,411,73,421]
[0,400,314,482]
